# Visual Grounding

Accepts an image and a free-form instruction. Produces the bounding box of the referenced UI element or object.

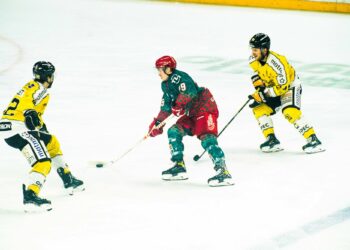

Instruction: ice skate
[302,134,325,154]
[162,161,188,181]
[208,164,234,187]
[23,185,52,212]
[57,168,85,195]
[260,134,283,153]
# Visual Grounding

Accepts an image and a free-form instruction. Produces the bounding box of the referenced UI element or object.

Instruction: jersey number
[3,98,20,116]
[179,83,186,92]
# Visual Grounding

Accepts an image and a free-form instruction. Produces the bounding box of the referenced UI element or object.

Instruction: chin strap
[259,49,269,63]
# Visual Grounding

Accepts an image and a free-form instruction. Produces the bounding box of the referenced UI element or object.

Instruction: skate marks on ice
[140,179,209,189]
[250,206,350,250]
[223,146,308,158]
[180,56,350,90]
[0,207,28,215]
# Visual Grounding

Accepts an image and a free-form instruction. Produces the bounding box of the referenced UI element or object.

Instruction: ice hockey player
[0,61,84,212]
[248,33,325,154]
[148,55,233,187]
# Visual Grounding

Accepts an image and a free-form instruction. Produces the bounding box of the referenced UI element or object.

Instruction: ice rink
[1,0,350,249]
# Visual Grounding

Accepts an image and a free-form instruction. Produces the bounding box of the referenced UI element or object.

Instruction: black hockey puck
[193,155,200,161]
[96,163,104,168]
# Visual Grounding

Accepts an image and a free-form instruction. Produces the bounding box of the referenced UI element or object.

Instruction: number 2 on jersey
[3,98,20,116]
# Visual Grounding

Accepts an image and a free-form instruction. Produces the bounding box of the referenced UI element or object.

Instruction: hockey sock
[167,125,185,162]
[257,115,274,138]
[52,155,71,173]
[27,171,46,194]
[293,116,315,139]
[200,134,225,166]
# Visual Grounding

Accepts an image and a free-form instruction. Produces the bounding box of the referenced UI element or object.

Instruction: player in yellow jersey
[247,33,325,154]
[0,61,84,212]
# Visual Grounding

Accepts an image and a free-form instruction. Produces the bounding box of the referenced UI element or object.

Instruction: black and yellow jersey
[2,80,50,124]
[249,50,296,96]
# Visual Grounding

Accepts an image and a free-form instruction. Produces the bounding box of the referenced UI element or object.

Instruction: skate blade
[24,203,52,213]
[67,184,85,196]
[304,146,326,154]
[261,146,284,153]
[208,179,235,187]
[162,173,188,181]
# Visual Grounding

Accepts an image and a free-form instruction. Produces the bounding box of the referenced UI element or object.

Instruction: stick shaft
[218,99,250,137]
[109,114,175,165]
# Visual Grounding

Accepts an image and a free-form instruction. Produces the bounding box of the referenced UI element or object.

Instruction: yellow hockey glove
[248,91,266,103]
[251,73,265,89]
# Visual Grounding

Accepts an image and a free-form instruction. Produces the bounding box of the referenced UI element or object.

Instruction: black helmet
[249,33,271,50]
[33,61,55,84]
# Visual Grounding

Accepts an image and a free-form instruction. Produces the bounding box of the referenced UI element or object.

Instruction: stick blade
[193,155,200,161]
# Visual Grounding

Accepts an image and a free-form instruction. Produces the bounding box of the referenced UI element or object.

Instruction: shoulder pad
[25,80,38,89]
[249,55,256,64]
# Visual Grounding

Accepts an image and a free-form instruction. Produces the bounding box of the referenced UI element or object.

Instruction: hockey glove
[251,73,265,89]
[148,118,165,137]
[248,91,267,103]
[248,91,267,108]
[24,109,41,130]
[39,123,49,133]
[171,106,185,117]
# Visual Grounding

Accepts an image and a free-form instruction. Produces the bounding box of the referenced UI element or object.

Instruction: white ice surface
[0,0,350,249]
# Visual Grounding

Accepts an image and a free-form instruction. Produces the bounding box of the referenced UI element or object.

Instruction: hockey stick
[93,114,175,167]
[193,98,250,161]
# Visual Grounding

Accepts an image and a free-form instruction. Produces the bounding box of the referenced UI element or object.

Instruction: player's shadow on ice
[136,179,209,189]
[0,207,28,215]
[225,146,306,156]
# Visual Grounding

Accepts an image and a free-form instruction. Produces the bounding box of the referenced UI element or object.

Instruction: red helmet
[155,56,177,69]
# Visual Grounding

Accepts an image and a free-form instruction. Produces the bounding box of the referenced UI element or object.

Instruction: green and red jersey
[156,69,218,121]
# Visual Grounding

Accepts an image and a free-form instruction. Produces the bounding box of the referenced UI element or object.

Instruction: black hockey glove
[248,100,260,108]
[39,123,49,133]
[24,109,41,130]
